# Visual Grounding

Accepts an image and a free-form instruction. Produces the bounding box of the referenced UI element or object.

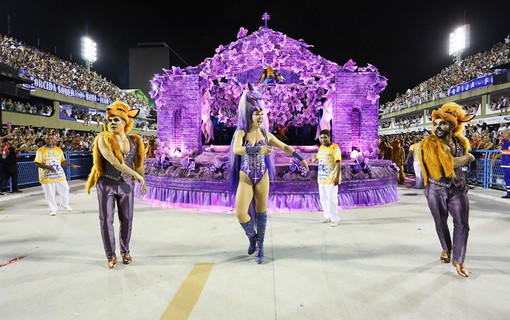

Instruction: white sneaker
[49,211,57,216]
[321,218,331,223]
[329,221,339,227]
[61,205,73,212]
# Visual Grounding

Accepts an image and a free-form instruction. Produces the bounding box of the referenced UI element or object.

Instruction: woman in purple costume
[229,83,309,264]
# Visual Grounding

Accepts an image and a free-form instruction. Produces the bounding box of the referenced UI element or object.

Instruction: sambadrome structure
[143,22,397,212]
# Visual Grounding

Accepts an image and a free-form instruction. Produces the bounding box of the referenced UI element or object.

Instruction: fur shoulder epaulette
[418,133,470,185]
[128,133,146,172]
[85,132,146,194]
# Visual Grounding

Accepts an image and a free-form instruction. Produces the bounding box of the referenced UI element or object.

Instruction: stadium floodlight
[81,36,97,71]
[449,24,470,63]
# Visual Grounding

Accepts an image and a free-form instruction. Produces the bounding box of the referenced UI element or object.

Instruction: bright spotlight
[449,25,470,62]
[81,36,97,71]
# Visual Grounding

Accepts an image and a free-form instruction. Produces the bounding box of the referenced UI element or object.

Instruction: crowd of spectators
[380,36,510,115]
[393,115,423,130]
[1,96,53,116]
[381,103,482,131]
[488,95,509,114]
[380,121,506,158]
[2,95,156,131]
[0,34,155,117]
[0,124,155,155]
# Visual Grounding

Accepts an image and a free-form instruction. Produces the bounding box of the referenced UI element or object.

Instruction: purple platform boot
[240,219,257,255]
[255,212,267,264]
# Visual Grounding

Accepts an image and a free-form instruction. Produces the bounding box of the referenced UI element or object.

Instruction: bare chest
[116,137,131,154]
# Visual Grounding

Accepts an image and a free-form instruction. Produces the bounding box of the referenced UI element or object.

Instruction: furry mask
[106,101,140,133]
[431,102,475,136]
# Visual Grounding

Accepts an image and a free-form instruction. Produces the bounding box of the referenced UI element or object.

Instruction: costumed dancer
[86,101,147,269]
[419,102,475,277]
[257,65,285,85]
[229,83,309,264]
[391,139,406,184]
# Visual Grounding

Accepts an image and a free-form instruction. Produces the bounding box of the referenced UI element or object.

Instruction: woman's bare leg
[235,172,254,223]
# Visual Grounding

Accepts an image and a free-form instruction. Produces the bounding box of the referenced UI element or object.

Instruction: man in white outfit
[34,135,80,215]
[309,129,342,227]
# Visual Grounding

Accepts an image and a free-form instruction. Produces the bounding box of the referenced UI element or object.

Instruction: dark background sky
[1,0,509,104]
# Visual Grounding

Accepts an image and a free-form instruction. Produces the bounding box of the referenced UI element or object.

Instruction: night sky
[1,0,509,104]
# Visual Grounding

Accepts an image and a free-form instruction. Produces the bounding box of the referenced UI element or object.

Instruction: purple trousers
[425,182,470,264]
[97,177,135,259]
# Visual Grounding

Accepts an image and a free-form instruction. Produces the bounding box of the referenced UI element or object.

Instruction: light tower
[449,24,470,64]
[81,36,97,71]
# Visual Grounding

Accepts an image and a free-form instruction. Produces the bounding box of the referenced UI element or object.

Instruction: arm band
[246,146,260,155]
[291,151,304,161]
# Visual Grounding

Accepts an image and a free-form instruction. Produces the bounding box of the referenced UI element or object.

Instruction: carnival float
[141,15,397,212]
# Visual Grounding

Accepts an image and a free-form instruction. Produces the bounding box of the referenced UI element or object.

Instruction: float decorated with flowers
[143,15,397,212]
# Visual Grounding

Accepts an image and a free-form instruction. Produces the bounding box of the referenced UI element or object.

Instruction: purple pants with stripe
[425,182,470,264]
[97,177,135,259]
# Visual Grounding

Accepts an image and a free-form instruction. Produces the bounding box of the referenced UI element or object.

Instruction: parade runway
[1,179,509,320]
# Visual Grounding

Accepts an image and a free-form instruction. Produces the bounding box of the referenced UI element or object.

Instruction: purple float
[143,17,397,212]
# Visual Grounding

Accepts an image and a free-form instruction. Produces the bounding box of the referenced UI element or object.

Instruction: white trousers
[413,161,423,188]
[318,183,339,222]
[41,181,70,213]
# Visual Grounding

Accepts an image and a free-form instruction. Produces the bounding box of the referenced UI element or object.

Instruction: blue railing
[5,151,93,191]
[470,150,505,189]
[403,149,505,190]
[5,149,508,191]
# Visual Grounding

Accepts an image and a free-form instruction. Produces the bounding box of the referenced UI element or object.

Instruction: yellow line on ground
[161,263,214,320]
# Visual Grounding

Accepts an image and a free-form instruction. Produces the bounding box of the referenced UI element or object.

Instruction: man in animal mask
[419,102,475,277]
[86,101,146,269]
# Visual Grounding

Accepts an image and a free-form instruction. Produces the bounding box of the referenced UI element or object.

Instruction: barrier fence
[404,149,506,190]
[4,151,93,191]
[468,150,505,189]
[5,149,508,192]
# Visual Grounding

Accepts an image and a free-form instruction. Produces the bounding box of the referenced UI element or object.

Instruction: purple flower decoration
[351,163,361,174]
[343,59,358,72]
[180,156,196,171]
[362,165,372,174]
[289,158,308,176]
[289,163,299,173]
[237,27,248,39]
[209,156,230,174]
[181,157,189,169]
[162,158,172,169]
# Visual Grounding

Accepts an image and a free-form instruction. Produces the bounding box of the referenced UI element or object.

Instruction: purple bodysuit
[240,139,268,185]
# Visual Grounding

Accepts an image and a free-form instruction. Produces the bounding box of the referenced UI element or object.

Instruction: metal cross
[262,12,270,28]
